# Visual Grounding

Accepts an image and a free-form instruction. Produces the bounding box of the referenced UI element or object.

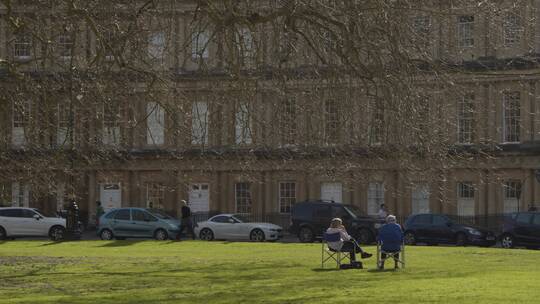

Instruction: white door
[189,183,210,213]
[100,183,122,211]
[321,182,342,203]
[412,184,430,214]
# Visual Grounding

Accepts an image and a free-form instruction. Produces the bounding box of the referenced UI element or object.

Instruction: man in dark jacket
[178,200,195,240]
[376,215,404,269]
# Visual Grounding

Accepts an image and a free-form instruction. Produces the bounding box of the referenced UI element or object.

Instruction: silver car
[0,207,66,241]
[195,214,283,241]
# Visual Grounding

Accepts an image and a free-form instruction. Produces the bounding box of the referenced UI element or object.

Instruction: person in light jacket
[326,218,372,264]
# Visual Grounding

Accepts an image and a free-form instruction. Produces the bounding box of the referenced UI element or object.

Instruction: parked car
[97,208,181,240]
[403,213,496,247]
[500,212,540,249]
[194,214,283,241]
[289,200,385,244]
[0,207,66,241]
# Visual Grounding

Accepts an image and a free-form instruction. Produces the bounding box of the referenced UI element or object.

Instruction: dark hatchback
[500,212,540,249]
[290,200,384,244]
[404,214,496,247]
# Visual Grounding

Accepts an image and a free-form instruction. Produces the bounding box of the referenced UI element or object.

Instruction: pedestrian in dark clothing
[96,201,105,226]
[178,200,195,240]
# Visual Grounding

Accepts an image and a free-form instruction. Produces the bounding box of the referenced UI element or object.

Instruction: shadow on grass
[98,240,146,247]
[40,241,64,246]
[367,268,401,273]
[311,268,341,272]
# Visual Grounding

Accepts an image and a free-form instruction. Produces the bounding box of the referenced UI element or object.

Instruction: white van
[0,207,66,240]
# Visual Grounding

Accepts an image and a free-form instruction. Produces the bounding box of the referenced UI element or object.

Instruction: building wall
[1,1,540,224]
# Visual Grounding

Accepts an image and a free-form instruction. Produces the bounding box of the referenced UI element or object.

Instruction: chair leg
[321,244,324,269]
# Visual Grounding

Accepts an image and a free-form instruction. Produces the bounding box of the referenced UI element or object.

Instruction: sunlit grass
[0,240,539,303]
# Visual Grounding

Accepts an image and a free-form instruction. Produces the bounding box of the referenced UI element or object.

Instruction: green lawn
[0,240,539,304]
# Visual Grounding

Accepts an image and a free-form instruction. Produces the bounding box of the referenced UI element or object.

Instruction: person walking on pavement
[178,200,195,240]
[95,201,105,226]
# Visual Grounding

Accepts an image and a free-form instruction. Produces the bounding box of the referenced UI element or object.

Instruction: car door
[430,215,454,243]
[531,214,540,245]
[312,205,332,235]
[18,209,40,236]
[111,209,132,237]
[131,209,155,237]
[208,216,236,239]
[25,209,50,236]
[230,216,251,239]
[409,214,432,242]
[513,213,534,244]
[0,209,24,236]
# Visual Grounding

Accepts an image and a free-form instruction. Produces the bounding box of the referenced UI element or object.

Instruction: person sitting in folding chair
[326,218,372,268]
[376,215,404,270]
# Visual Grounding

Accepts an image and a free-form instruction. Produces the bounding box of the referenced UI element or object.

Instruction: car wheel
[455,233,467,246]
[250,229,265,242]
[199,228,214,241]
[501,234,514,249]
[0,226,6,240]
[298,227,315,243]
[49,226,65,241]
[356,229,373,244]
[100,229,114,241]
[404,231,416,245]
[154,229,169,241]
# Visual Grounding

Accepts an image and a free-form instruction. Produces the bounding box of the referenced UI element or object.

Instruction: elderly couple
[326,215,403,268]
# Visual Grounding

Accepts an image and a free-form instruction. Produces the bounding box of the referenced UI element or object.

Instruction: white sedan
[195,214,283,241]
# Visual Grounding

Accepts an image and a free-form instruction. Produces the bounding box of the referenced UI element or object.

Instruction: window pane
[458,15,474,47]
[279,182,296,213]
[367,182,384,215]
[235,103,252,145]
[503,91,520,143]
[132,209,145,221]
[457,93,474,144]
[192,101,209,145]
[516,213,532,224]
[235,183,252,213]
[114,209,130,220]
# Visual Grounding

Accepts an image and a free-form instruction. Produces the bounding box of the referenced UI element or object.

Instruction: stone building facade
[0,1,540,226]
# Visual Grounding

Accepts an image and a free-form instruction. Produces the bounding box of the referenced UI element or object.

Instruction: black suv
[403,214,496,247]
[290,200,384,244]
[500,212,540,249]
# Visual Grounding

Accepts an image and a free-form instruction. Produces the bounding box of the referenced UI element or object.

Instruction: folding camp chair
[376,241,405,270]
[321,232,351,269]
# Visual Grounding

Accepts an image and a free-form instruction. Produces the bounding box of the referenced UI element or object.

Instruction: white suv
[0,207,66,241]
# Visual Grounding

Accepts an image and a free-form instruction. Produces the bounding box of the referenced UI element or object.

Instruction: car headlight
[168,223,179,229]
[374,223,382,229]
[465,228,482,236]
[269,228,279,232]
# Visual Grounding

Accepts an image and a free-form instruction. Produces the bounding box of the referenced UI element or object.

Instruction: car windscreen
[147,209,172,220]
[343,205,363,219]
[447,215,474,226]
[232,214,249,223]
[33,209,58,218]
